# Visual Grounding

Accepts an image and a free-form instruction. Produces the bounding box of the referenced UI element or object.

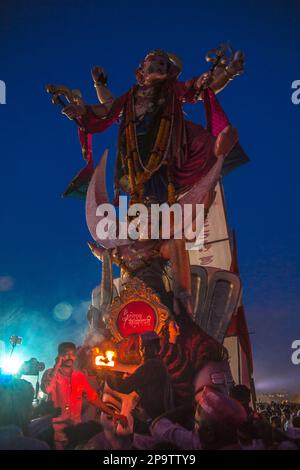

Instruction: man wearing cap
[106,331,173,429]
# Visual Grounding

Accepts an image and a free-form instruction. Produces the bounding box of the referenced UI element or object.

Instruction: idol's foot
[214,125,238,158]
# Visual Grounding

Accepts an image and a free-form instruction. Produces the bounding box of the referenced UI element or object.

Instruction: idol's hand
[195,72,214,90]
[62,104,86,120]
[227,50,245,77]
[91,66,108,85]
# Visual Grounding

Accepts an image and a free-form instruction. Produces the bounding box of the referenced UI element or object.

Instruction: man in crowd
[150,385,247,450]
[41,342,127,449]
[230,385,254,419]
[79,383,139,450]
[106,331,173,435]
[0,375,49,450]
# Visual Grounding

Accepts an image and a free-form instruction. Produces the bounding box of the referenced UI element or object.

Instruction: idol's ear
[167,53,183,79]
[167,63,181,79]
[135,66,144,85]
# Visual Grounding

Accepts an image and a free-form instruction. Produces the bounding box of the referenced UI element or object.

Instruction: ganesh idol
[59,47,246,205]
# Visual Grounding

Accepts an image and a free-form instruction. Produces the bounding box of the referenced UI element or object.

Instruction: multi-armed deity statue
[46,45,253,441]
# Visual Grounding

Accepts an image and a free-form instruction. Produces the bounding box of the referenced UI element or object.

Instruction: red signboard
[116,301,157,337]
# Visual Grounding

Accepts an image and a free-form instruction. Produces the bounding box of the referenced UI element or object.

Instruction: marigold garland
[123,88,175,204]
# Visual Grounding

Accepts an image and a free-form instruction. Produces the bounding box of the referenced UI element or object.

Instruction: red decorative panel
[116,301,157,337]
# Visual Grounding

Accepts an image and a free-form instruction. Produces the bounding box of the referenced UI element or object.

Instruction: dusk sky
[0,0,299,393]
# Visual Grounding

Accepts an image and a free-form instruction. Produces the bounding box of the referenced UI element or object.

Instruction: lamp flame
[95,350,115,368]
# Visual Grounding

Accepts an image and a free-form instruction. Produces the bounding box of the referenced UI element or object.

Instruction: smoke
[255,373,300,394]
[72,300,90,325]
[0,276,14,292]
[0,304,23,328]
[0,298,91,370]
[82,329,105,348]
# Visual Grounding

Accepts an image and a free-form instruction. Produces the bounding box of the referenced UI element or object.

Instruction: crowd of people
[0,336,299,451]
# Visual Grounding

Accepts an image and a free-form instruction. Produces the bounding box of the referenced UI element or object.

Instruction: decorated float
[46,44,255,420]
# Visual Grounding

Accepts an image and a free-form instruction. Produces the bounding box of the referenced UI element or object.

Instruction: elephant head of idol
[135,50,182,86]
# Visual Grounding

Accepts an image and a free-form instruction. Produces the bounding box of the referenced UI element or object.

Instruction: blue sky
[0,0,300,393]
